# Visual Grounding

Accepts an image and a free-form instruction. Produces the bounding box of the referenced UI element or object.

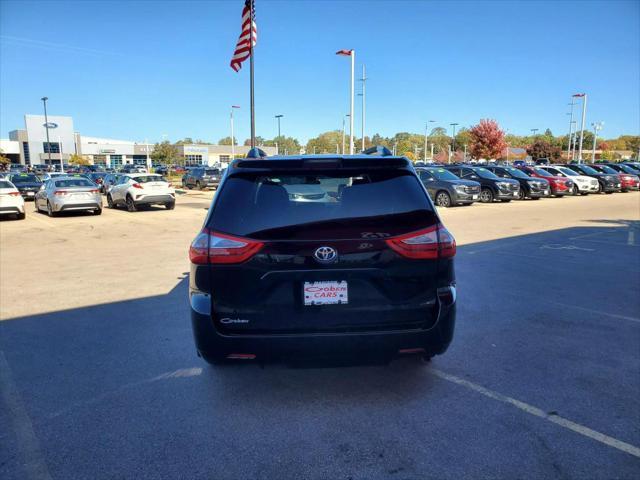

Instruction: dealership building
[2,115,276,168]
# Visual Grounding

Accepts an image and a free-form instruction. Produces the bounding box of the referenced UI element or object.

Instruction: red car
[517,166,574,197]
[590,164,639,192]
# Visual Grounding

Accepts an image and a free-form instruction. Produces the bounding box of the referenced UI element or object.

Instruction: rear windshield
[54,179,94,187]
[428,168,459,181]
[204,169,220,175]
[132,175,167,183]
[11,174,40,183]
[0,180,13,188]
[209,170,435,240]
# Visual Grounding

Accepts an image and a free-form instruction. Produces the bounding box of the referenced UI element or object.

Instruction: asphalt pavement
[1,192,639,479]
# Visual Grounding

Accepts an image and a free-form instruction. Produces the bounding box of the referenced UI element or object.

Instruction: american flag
[230,0,257,72]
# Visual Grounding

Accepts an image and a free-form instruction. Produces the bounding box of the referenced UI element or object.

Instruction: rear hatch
[200,163,453,335]
[132,175,170,194]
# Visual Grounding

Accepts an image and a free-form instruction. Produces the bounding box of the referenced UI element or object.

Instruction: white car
[0,179,26,219]
[107,173,175,211]
[544,165,600,195]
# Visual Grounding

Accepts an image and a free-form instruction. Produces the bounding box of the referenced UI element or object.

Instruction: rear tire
[165,201,175,210]
[518,189,526,200]
[480,188,494,203]
[94,207,102,215]
[16,211,25,220]
[197,181,204,191]
[107,194,115,208]
[46,201,56,217]
[435,191,452,208]
[126,195,137,212]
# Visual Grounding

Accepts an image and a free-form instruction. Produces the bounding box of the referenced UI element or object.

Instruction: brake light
[8,192,21,197]
[54,190,68,196]
[385,224,456,259]
[89,189,100,194]
[189,229,264,265]
[132,183,143,189]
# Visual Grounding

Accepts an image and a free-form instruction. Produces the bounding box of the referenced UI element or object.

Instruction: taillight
[385,224,456,259]
[189,229,264,265]
[8,192,20,197]
[132,183,143,189]
[89,189,100,194]
[54,190,68,196]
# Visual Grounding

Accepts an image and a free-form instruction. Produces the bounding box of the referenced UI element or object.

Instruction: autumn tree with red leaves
[468,119,507,160]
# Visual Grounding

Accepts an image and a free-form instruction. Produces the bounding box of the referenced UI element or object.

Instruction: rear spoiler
[234,157,411,170]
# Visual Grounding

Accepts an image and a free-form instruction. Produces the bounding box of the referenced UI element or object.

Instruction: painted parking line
[549,301,640,324]
[431,368,640,459]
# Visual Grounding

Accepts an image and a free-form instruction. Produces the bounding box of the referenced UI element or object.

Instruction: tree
[455,128,472,152]
[306,130,343,154]
[150,141,180,165]
[175,137,194,145]
[0,149,10,166]
[243,136,266,146]
[264,136,301,155]
[218,136,238,146]
[526,140,562,161]
[68,153,90,166]
[468,119,507,160]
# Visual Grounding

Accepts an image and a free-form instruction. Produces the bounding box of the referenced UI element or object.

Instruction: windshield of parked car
[578,165,599,175]
[532,167,553,177]
[473,168,500,180]
[209,170,435,240]
[557,167,579,176]
[428,168,459,181]
[618,164,638,174]
[131,175,168,183]
[54,179,95,187]
[503,167,530,179]
[10,174,41,184]
[596,165,618,174]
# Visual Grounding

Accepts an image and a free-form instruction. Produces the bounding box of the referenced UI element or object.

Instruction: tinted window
[532,167,553,177]
[473,168,500,180]
[131,175,168,183]
[557,167,578,176]
[204,169,220,175]
[578,165,599,175]
[0,180,13,188]
[503,167,530,179]
[597,165,618,174]
[209,170,435,240]
[11,174,41,183]
[54,179,94,187]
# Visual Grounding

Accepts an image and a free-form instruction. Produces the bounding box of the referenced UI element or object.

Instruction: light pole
[450,123,459,153]
[41,97,52,167]
[275,114,283,139]
[424,120,435,161]
[336,49,355,154]
[230,105,240,159]
[591,121,604,161]
[574,93,587,163]
[359,64,366,151]
[566,100,576,160]
[570,121,577,160]
[531,128,539,137]
[341,114,350,154]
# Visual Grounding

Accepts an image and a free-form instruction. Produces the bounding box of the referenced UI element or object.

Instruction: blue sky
[1,0,638,143]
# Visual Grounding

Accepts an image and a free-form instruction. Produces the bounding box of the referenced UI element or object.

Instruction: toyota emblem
[313,246,338,264]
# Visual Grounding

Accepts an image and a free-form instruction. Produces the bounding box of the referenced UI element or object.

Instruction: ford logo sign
[313,246,338,264]
[43,122,58,128]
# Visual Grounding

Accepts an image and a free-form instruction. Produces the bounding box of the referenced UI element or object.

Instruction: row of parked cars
[0,170,176,219]
[416,162,640,207]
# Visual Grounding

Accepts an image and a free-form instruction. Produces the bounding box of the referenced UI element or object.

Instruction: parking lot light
[41,97,52,166]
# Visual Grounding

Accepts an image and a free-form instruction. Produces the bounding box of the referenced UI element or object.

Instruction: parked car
[154,165,169,175]
[416,166,481,207]
[443,165,520,203]
[101,173,122,194]
[516,166,573,197]
[8,173,43,200]
[621,162,640,174]
[541,165,600,195]
[589,164,639,192]
[182,167,222,190]
[34,176,102,216]
[564,164,621,193]
[87,172,108,188]
[0,179,26,220]
[107,173,175,211]
[484,165,550,200]
[120,164,147,174]
[189,154,457,365]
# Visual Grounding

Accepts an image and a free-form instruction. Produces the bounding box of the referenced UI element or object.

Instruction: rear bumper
[0,205,24,214]
[134,194,174,205]
[190,286,456,362]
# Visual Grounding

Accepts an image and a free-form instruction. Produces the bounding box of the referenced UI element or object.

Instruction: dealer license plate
[303,281,348,306]
[472,194,478,199]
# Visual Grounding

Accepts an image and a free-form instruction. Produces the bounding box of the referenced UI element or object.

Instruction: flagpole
[249,0,256,149]
[349,50,355,155]
[577,93,587,164]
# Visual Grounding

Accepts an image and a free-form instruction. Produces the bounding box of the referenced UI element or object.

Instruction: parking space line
[431,368,640,459]
[549,301,640,324]
[0,350,53,480]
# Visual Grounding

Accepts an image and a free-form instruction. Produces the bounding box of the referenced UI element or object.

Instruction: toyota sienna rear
[189,154,457,364]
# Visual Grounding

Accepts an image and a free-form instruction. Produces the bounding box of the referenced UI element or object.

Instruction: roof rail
[246,147,267,159]
[361,145,392,156]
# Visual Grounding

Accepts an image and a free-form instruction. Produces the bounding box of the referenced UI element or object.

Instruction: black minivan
[189,154,457,364]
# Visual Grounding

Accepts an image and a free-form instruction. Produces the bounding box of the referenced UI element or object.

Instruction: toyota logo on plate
[313,246,338,264]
